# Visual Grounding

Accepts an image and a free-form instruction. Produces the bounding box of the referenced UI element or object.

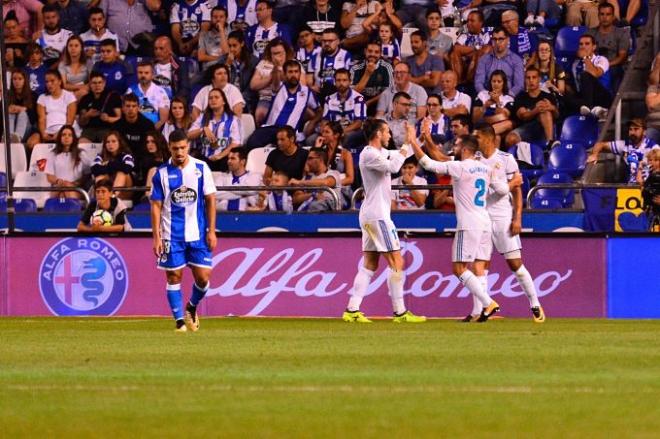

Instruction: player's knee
[166,272,182,285]
[505,254,522,270]
[388,269,403,284]
[452,264,466,278]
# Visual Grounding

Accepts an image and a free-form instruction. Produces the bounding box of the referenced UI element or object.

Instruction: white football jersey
[480,150,519,219]
[359,146,406,223]
[419,156,509,230]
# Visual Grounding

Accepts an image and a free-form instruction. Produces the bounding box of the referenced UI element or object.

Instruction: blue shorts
[157,239,212,271]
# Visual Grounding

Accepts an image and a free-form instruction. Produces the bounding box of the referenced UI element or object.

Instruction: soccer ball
[91,209,113,226]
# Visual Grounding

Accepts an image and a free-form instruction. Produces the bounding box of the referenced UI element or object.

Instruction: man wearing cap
[588,118,660,183]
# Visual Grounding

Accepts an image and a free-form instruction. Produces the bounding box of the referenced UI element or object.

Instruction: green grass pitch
[1,317,659,437]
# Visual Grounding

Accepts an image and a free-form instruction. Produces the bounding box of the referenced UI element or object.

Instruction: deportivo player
[151,129,217,332]
[469,123,545,322]
[407,124,522,322]
[343,118,426,323]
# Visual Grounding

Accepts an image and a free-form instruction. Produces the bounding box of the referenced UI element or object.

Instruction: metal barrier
[350,184,452,210]
[526,182,639,207]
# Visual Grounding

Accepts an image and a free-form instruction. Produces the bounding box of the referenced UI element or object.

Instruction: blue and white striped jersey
[307,47,352,89]
[322,89,366,127]
[170,0,211,40]
[151,157,217,242]
[246,22,292,58]
[265,84,318,131]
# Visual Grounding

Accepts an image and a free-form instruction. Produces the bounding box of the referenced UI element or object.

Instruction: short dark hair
[309,147,328,163]
[322,27,340,39]
[100,38,117,48]
[492,26,507,37]
[598,2,615,12]
[211,5,227,14]
[229,146,248,161]
[468,9,485,23]
[42,4,59,15]
[95,178,113,192]
[256,0,273,8]
[363,118,387,141]
[283,59,301,71]
[122,94,139,105]
[426,6,442,18]
[334,68,350,79]
[393,91,412,103]
[137,60,153,70]
[525,66,541,76]
[410,30,427,41]
[169,129,188,144]
[277,125,296,139]
[403,155,419,166]
[89,7,104,17]
[89,71,106,81]
[473,121,496,139]
[579,34,597,46]
[458,134,479,153]
[451,114,471,128]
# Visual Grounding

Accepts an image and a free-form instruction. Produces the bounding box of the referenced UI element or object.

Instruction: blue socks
[166,284,184,321]
[189,282,209,307]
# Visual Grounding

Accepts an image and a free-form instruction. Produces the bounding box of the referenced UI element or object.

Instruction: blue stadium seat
[560,115,599,147]
[0,198,38,212]
[131,201,151,211]
[554,26,588,58]
[548,142,587,177]
[531,171,575,208]
[43,197,83,212]
[521,173,531,207]
[0,172,6,200]
[508,142,545,180]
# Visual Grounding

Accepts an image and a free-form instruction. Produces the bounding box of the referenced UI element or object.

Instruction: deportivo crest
[39,238,128,316]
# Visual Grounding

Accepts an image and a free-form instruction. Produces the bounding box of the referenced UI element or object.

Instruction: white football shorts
[361,219,401,253]
[452,229,492,262]
[491,217,522,258]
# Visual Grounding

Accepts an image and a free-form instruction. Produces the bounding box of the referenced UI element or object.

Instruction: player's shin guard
[387,269,406,315]
[166,283,184,321]
[190,282,209,307]
[347,266,375,311]
[473,273,488,315]
[515,265,540,307]
[459,270,492,308]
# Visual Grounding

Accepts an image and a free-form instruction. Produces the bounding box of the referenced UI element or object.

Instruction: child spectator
[45,125,91,199]
[77,178,130,233]
[7,68,35,143]
[391,156,428,210]
[92,39,133,94]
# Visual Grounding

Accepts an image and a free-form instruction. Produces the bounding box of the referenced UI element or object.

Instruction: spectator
[417,94,448,146]
[140,131,170,192]
[192,64,245,119]
[300,0,342,36]
[291,147,341,211]
[54,0,89,35]
[225,0,258,34]
[500,10,538,64]
[340,0,379,51]
[25,44,48,97]
[396,0,431,31]
[566,34,612,120]
[126,62,171,130]
[449,10,491,85]
[524,0,561,26]
[322,69,367,149]
[45,125,91,199]
[295,25,318,72]
[77,178,130,233]
[508,67,559,147]
[27,70,77,150]
[2,0,44,40]
[588,118,659,184]
[471,0,517,26]
[647,54,660,144]
[472,70,515,146]
[315,121,355,204]
[406,30,444,96]
[439,70,471,118]
[391,156,428,210]
[614,0,643,26]
[92,39,133,94]
[153,36,190,100]
[58,36,90,100]
[170,0,211,56]
[440,114,470,155]
[111,94,155,165]
[80,7,120,65]
[381,91,412,148]
[530,40,567,96]
[161,97,193,140]
[246,59,319,149]
[587,3,630,89]
[264,126,309,184]
[217,30,259,112]
[376,62,427,123]
[198,6,231,70]
[215,147,262,211]
[307,28,352,98]
[253,170,293,212]
[249,38,293,125]
[188,88,242,172]
[426,7,453,58]
[100,0,160,55]
[4,15,29,68]
[565,0,599,28]
[7,69,35,143]
[351,41,394,116]
[36,4,73,65]
[78,71,122,143]
[91,130,135,199]
[373,21,401,66]
[246,0,292,59]
[362,0,403,54]
[475,27,525,97]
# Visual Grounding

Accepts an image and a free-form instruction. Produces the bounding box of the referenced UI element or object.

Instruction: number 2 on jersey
[474,178,486,206]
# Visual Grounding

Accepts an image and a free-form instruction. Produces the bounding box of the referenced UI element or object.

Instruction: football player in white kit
[343,119,427,323]
[468,123,545,323]
[407,124,523,322]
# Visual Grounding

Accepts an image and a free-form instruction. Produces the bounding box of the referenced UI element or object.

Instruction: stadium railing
[526,182,641,207]
[350,185,452,210]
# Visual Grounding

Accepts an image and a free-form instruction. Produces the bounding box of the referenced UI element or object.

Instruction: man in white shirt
[342,118,427,324]
[215,147,262,211]
[409,125,523,322]
[192,64,245,119]
[36,4,73,64]
[568,34,612,120]
[80,7,120,64]
[126,62,171,130]
[439,70,471,118]
[469,123,545,323]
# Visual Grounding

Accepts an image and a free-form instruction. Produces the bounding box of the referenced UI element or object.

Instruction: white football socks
[387,269,406,315]
[347,266,375,311]
[459,270,492,308]
[515,265,541,307]
[472,273,488,315]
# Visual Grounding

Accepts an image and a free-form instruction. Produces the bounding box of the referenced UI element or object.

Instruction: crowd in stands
[0,0,656,215]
